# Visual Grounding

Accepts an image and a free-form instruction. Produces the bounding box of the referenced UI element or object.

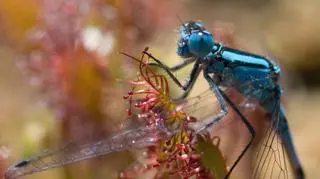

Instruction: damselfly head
[177,20,215,58]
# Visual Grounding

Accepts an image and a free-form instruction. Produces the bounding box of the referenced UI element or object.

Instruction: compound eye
[187,32,214,58]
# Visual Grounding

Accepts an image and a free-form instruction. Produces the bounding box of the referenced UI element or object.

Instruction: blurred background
[0,0,319,178]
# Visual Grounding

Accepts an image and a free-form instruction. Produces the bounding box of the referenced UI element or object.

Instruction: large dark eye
[187,32,214,58]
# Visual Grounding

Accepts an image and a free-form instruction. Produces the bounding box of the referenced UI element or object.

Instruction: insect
[4,20,304,179]
[142,20,305,178]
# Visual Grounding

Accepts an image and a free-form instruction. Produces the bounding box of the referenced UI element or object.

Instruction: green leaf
[195,135,228,179]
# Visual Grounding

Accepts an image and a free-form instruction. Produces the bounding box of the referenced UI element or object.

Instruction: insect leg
[192,71,255,178]
[218,89,256,179]
[148,57,196,71]
[143,50,201,99]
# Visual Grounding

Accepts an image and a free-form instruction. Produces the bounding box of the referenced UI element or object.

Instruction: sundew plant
[119,48,227,179]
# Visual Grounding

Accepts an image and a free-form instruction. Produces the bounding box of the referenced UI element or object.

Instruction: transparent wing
[4,124,170,179]
[229,76,296,179]
[4,65,217,179]
[252,101,289,179]
[252,102,303,179]
[177,88,220,120]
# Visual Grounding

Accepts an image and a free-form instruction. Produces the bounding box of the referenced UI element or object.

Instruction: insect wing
[233,76,293,179]
[176,88,221,122]
[252,102,290,179]
[4,125,167,179]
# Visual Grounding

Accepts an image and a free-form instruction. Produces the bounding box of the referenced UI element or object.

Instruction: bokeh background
[0,0,319,178]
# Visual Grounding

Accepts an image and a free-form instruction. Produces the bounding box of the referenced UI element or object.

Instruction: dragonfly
[141,20,305,179]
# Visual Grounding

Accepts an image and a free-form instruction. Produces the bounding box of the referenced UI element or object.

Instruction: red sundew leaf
[121,49,177,120]
[0,0,39,46]
[195,136,228,179]
[121,49,216,178]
